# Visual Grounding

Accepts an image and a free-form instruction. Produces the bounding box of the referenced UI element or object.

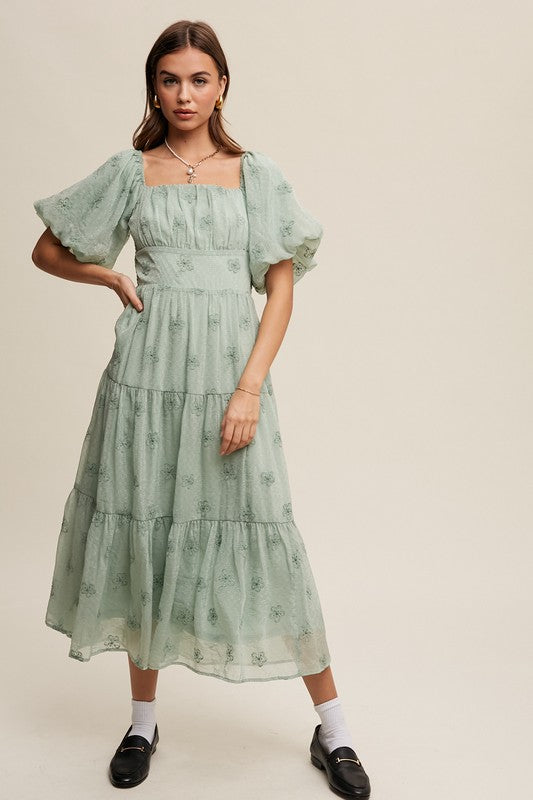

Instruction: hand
[220,389,260,455]
[110,272,143,312]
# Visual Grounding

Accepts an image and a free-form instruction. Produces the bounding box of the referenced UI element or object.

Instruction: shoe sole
[109,741,157,788]
[310,753,371,799]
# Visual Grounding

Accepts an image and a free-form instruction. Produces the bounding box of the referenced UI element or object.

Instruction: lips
[174,110,195,115]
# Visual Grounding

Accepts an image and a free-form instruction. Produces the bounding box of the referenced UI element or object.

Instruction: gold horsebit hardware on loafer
[335,757,361,765]
[120,745,146,752]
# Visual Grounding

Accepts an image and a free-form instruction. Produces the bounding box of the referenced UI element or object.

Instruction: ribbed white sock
[314,696,354,754]
[130,697,157,744]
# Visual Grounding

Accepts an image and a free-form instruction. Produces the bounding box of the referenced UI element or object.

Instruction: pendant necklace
[164,137,221,183]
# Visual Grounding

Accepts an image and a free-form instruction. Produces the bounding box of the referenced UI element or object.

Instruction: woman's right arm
[31,226,119,289]
[31,227,143,310]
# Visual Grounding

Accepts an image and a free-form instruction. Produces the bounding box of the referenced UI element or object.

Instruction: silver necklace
[164,137,221,183]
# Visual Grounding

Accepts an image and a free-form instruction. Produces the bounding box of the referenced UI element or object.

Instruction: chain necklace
[164,137,221,183]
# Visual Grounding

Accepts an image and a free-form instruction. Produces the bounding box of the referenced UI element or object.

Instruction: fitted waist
[134,246,251,292]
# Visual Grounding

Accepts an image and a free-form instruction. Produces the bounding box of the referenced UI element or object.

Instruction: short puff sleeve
[243,151,323,294]
[33,148,141,268]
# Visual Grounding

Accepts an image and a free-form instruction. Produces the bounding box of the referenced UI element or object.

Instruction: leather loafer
[310,723,371,798]
[109,723,159,788]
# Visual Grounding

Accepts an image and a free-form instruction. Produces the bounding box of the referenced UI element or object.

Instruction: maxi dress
[33,147,331,682]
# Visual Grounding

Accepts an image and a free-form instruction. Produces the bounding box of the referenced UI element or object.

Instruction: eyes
[162,78,207,86]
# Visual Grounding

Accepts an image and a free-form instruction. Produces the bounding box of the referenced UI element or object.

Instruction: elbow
[31,243,45,268]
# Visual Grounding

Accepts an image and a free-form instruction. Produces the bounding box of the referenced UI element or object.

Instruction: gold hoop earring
[154,94,160,108]
[215,94,223,110]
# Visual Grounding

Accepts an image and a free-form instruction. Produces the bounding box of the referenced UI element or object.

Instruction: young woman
[32,19,371,798]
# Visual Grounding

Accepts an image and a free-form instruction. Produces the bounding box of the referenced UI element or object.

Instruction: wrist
[236,375,264,393]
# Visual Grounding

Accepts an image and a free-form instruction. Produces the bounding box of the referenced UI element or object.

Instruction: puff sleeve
[243,151,323,294]
[33,148,141,268]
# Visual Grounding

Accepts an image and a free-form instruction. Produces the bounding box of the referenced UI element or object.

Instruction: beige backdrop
[1,1,531,798]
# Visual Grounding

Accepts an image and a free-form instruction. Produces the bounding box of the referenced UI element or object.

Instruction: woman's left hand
[220,389,260,455]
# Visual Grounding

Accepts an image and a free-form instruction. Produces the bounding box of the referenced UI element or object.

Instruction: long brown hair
[132,20,245,156]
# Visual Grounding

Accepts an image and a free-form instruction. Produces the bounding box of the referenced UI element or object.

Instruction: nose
[178,83,191,102]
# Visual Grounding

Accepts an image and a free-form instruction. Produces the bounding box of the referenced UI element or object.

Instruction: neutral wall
[1,2,531,798]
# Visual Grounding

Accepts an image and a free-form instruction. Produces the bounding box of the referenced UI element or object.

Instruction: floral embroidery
[217,568,236,588]
[291,550,303,568]
[224,345,239,364]
[227,258,241,272]
[169,313,185,331]
[191,397,205,416]
[240,505,255,523]
[161,463,177,481]
[143,345,159,365]
[269,604,285,623]
[116,433,133,452]
[268,529,282,548]
[161,392,182,415]
[275,180,293,194]
[197,499,211,517]
[173,605,193,625]
[280,218,295,238]
[140,590,151,606]
[179,473,195,488]
[103,634,121,650]
[208,607,218,625]
[260,471,275,487]
[177,255,194,272]
[208,313,220,330]
[202,430,215,446]
[251,575,264,592]
[222,462,238,480]
[146,430,160,449]
[127,613,140,630]
[282,502,293,519]
[251,650,267,667]
[199,214,213,229]
[86,463,110,483]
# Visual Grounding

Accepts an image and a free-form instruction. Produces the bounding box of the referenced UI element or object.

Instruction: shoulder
[87,148,142,193]
[243,150,291,190]
[87,148,140,178]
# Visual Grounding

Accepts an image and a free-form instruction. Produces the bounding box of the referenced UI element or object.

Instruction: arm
[31,228,143,310]
[219,258,294,455]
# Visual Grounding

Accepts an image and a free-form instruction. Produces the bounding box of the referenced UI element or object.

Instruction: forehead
[157,47,215,74]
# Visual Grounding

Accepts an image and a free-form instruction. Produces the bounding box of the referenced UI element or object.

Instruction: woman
[32,19,371,798]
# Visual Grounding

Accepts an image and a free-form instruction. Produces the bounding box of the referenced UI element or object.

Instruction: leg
[301,664,337,705]
[303,664,355,754]
[128,653,159,701]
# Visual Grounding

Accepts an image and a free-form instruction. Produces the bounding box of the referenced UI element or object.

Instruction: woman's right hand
[110,272,144,312]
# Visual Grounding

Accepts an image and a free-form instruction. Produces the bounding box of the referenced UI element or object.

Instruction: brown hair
[132,20,245,156]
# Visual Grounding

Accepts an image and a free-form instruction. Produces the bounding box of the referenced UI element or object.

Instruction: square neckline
[133,148,246,192]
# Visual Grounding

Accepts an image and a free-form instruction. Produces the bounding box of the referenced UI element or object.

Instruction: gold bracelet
[236,386,260,396]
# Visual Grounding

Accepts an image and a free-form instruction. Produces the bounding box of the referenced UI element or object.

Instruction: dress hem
[45,618,331,683]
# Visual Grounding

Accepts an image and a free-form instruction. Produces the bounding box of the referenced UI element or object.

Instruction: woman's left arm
[219,259,294,455]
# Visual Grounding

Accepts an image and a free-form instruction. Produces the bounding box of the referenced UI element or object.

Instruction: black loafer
[108,723,159,788]
[310,724,371,798]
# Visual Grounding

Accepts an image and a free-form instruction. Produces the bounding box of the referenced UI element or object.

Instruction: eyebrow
[159,70,211,77]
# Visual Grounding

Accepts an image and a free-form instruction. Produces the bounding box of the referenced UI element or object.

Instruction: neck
[165,130,220,162]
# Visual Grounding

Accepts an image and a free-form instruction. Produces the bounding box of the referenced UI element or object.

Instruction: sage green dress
[33,147,331,682]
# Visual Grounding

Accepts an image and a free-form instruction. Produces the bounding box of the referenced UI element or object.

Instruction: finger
[220,422,235,454]
[224,425,242,455]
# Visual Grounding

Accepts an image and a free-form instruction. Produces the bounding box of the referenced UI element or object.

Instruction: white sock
[314,696,354,754]
[129,697,157,744]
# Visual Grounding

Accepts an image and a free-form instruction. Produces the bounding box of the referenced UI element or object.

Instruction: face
[154,47,227,132]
